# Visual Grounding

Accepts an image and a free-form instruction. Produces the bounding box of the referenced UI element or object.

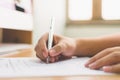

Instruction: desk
[0,49,120,80]
[0,75,120,80]
[0,48,35,58]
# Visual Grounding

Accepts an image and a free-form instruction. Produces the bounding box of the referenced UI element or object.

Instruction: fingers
[35,33,64,62]
[85,48,112,67]
[49,38,76,57]
[88,52,120,69]
[103,64,120,73]
[85,46,120,70]
[35,33,49,61]
[49,55,72,63]
[35,43,48,62]
[49,42,66,57]
[35,33,74,63]
[49,57,55,63]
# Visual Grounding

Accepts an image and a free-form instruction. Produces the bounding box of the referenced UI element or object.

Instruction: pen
[47,17,55,63]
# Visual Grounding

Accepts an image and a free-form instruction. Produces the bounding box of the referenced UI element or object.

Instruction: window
[67,0,120,24]
[69,0,92,20]
[102,0,120,20]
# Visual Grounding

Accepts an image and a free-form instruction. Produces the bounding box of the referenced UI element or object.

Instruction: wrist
[73,38,97,57]
[73,38,85,56]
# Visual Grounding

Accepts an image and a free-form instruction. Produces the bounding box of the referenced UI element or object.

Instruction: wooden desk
[0,75,120,80]
[0,49,120,80]
[0,48,35,58]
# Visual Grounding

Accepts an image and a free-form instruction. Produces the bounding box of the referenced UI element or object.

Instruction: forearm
[74,33,120,57]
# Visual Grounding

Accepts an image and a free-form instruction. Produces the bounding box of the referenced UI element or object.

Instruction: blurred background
[0,0,120,57]
[33,0,120,45]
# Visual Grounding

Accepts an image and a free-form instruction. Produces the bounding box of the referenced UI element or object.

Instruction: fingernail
[88,63,96,69]
[85,61,90,67]
[103,66,111,72]
[49,49,56,56]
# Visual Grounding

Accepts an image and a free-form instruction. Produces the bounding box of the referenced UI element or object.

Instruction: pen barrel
[47,17,55,63]
[48,17,55,50]
[48,31,53,50]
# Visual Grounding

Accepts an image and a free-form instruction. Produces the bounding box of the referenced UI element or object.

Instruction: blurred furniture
[0,1,34,57]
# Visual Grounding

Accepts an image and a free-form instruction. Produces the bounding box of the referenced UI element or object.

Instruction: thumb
[49,43,65,57]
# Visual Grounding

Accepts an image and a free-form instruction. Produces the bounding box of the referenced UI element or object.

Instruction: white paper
[0,57,115,77]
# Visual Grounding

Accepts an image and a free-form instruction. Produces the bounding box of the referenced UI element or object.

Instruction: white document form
[0,57,115,77]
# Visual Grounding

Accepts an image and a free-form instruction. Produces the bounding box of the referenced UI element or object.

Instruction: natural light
[102,0,120,20]
[68,0,92,20]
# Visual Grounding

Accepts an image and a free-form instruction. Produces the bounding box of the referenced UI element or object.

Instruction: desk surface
[1,49,120,80]
[0,75,120,80]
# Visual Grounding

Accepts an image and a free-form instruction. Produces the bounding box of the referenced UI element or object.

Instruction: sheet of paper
[0,57,115,77]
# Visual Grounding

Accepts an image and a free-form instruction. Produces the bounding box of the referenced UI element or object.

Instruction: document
[0,57,115,77]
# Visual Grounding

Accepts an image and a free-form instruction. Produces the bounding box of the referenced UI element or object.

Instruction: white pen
[47,17,55,63]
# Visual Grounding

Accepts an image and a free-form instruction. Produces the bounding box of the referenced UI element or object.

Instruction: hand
[85,47,120,73]
[35,33,76,63]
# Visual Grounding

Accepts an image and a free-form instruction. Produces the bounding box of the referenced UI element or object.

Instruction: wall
[33,0,66,45]
[65,24,120,38]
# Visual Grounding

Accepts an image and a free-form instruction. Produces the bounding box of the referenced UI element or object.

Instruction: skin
[35,33,120,73]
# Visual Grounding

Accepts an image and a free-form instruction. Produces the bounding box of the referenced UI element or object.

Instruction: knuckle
[111,52,120,59]
[38,35,47,44]
[38,39,43,45]
[104,48,113,53]
[41,47,46,52]
[90,57,97,62]
[57,44,62,49]
[55,44,63,52]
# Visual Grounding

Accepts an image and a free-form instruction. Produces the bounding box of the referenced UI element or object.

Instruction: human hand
[85,47,120,73]
[35,33,76,63]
